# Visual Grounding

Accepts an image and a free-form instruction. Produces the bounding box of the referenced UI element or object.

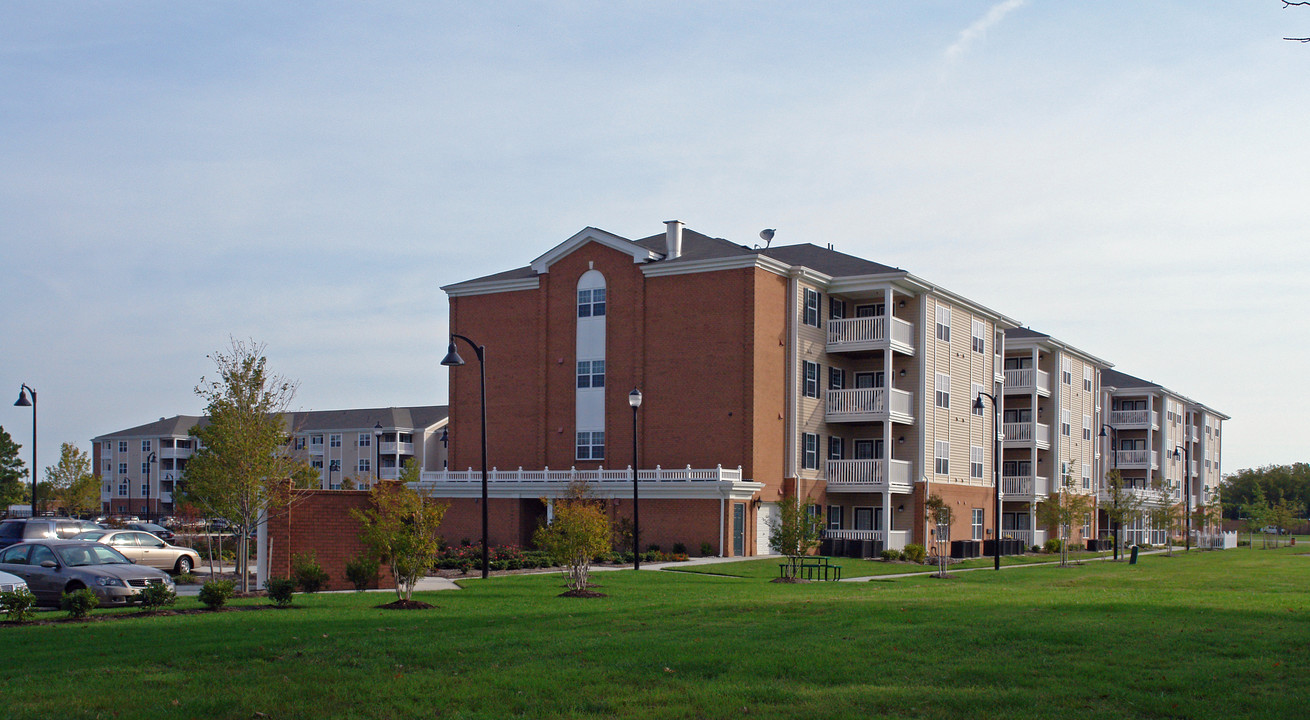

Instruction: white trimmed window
[140,482,149,495]
[576,431,605,461]
[828,436,844,461]
[970,446,984,479]
[577,360,606,388]
[311,458,324,470]
[104,461,112,472]
[935,305,951,342]
[829,367,845,391]
[1084,366,1093,392]
[934,441,950,475]
[1083,414,1092,440]
[971,319,986,354]
[1061,357,1073,385]
[1082,512,1091,538]
[972,508,984,540]
[118,463,127,475]
[971,383,984,416]
[294,437,307,450]
[1082,463,1091,490]
[119,441,128,453]
[358,458,371,472]
[117,483,127,496]
[829,297,845,320]
[803,288,820,327]
[803,361,820,398]
[310,435,323,449]
[358,433,371,447]
[103,441,113,452]
[1061,409,1071,437]
[330,434,341,448]
[140,462,149,475]
[935,373,951,409]
[802,433,819,470]
[141,440,151,452]
[577,288,606,317]
[827,505,843,530]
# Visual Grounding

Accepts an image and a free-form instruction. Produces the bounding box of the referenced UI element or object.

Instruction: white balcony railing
[1003,368,1052,394]
[826,459,913,489]
[1006,529,1033,545]
[380,441,415,455]
[1115,450,1159,468]
[158,448,192,460]
[1110,409,1159,427]
[826,388,913,420]
[825,529,886,541]
[1001,475,1049,498]
[418,465,744,485]
[827,316,914,350]
[1003,421,1051,446]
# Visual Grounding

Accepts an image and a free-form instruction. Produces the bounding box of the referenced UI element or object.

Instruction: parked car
[0,540,174,607]
[0,569,28,594]
[124,522,175,541]
[73,529,199,575]
[0,518,103,549]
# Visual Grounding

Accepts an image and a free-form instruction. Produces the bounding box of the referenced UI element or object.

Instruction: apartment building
[92,406,448,518]
[1000,328,1112,548]
[1098,369,1227,545]
[424,222,1018,555]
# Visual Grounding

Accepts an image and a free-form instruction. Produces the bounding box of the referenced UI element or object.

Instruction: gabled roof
[94,416,207,441]
[1006,327,1050,340]
[529,226,661,274]
[1101,368,1163,391]
[1004,327,1114,369]
[93,406,448,441]
[761,243,902,277]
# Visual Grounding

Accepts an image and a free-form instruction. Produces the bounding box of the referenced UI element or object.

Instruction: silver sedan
[0,540,174,608]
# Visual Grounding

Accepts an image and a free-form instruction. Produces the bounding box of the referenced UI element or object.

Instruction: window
[935,373,951,409]
[118,463,127,475]
[1082,512,1091,538]
[294,437,306,451]
[971,383,984,416]
[827,505,843,530]
[1084,366,1093,392]
[829,297,845,320]
[358,459,371,473]
[829,367,845,391]
[972,508,984,540]
[1061,409,1071,437]
[310,435,323,448]
[140,483,149,495]
[117,483,127,497]
[330,434,341,448]
[803,361,819,398]
[828,436,844,461]
[141,462,150,474]
[577,360,605,388]
[311,458,324,470]
[358,433,371,447]
[1083,414,1092,441]
[119,441,128,453]
[1082,463,1091,490]
[971,319,986,354]
[104,461,112,472]
[141,440,151,452]
[935,305,951,342]
[970,446,984,479]
[934,441,950,475]
[803,288,820,327]
[576,431,605,461]
[577,288,606,317]
[802,433,818,470]
[103,441,113,452]
[1061,357,1072,385]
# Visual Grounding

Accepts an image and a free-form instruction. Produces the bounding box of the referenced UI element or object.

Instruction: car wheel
[175,556,193,575]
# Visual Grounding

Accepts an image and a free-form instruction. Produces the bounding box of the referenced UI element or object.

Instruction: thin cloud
[945,0,1028,64]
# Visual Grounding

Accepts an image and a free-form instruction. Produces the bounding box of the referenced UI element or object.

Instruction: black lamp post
[373,422,383,486]
[328,459,339,489]
[1099,424,1120,560]
[973,391,1001,571]
[629,388,643,570]
[13,384,36,518]
[145,451,156,522]
[441,334,489,580]
[1173,445,1191,552]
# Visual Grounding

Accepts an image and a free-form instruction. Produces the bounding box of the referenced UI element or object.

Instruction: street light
[973,391,1001,571]
[373,422,383,486]
[1099,424,1120,560]
[1173,445,1191,552]
[629,388,643,571]
[441,334,489,580]
[13,384,36,518]
[328,459,339,490]
[145,451,156,522]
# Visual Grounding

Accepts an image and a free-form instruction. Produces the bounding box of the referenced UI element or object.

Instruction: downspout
[785,270,799,482]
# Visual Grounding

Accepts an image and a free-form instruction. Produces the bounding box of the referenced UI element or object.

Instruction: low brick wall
[266,490,396,591]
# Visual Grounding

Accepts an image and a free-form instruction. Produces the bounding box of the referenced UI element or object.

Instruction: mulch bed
[558,589,606,598]
[1,604,281,628]
[376,599,435,610]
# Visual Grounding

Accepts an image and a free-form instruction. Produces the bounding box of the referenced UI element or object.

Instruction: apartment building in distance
[999,328,1112,548]
[92,406,448,518]
[422,222,1020,555]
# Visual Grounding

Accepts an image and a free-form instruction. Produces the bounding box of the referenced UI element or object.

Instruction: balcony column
[883,487,892,534]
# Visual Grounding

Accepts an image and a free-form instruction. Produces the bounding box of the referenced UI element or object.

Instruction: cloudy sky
[3,2,1307,479]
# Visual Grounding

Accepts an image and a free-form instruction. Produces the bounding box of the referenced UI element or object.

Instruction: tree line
[1220,464,1310,523]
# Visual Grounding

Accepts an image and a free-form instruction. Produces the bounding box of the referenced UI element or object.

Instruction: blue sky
[3,2,1307,478]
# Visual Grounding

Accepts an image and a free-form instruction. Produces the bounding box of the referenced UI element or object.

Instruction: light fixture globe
[440,341,465,367]
[14,388,31,407]
[628,388,643,409]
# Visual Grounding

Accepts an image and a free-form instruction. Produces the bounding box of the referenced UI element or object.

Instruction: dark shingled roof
[1101,368,1160,390]
[94,406,448,440]
[94,416,207,440]
[1006,328,1051,340]
[443,264,537,289]
[760,243,902,277]
[633,228,756,263]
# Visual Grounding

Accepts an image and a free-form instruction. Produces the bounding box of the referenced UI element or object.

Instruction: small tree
[924,494,953,578]
[1103,469,1143,559]
[1038,467,1097,567]
[352,461,449,602]
[1241,486,1271,549]
[44,442,100,517]
[767,498,822,579]
[1143,475,1183,556]
[1268,497,1301,548]
[0,425,27,510]
[1192,501,1222,542]
[533,479,611,594]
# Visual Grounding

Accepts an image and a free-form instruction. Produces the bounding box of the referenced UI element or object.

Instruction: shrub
[699,542,714,557]
[62,587,99,619]
[1,588,38,623]
[345,553,380,591]
[1031,545,1042,554]
[646,544,661,553]
[672,542,687,555]
[174,572,197,585]
[136,582,177,612]
[1044,538,1063,554]
[902,544,926,563]
[198,579,235,610]
[291,551,330,593]
[880,549,900,562]
[264,577,296,607]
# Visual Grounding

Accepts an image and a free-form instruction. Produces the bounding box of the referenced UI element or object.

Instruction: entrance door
[855,304,886,318]
[854,507,883,531]
[732,503,745,556]
[756,503,777,555]
[854,371,885,389]
[854,439,885,460]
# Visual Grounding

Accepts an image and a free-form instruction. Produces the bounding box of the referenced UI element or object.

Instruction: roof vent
[664,220,683,259]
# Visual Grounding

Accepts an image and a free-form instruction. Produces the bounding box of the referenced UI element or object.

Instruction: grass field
[665,549,1113,580]
[4,544,1308,719]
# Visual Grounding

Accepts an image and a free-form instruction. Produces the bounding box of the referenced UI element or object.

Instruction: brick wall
[266,490,396,591]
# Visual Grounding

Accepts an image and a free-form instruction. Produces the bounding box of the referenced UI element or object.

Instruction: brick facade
[265,490,396,591]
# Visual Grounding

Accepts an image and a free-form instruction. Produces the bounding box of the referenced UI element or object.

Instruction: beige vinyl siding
[795,281,827,480]
[923,296,994,487]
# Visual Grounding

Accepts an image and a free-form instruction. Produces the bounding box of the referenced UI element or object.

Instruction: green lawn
[4,545,1308,719]
[666,549,1113,580]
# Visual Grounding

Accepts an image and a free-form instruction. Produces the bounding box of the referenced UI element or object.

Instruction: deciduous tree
[925,494,953,577]
[767,497,822,579]
[351,461,448,602]
[533,479,611,594]
[1102,469,1143,560]
[44,443,99,517]
[0,426,27,509]
[1038,467,1097,566]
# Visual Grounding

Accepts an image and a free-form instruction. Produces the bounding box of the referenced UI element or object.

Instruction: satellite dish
[759,228,775,249]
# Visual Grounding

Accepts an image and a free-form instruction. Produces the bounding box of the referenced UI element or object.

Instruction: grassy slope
[5,546,1308,720]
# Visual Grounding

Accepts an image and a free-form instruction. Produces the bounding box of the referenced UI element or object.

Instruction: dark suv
[0,518,103,549]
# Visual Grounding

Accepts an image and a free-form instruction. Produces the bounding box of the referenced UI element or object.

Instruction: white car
[0,569,28,594]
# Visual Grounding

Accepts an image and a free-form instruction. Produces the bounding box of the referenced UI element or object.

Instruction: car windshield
[74,531,107,541]
[56,544,131,567]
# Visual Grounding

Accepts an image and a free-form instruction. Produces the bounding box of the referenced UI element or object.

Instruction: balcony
[1001,474,1049,501]
[380,441,416,455]
[827,316,915,355]
[1188,427,1200,442]
[1109,409,1159,430]
[994,354,1004,383]
[825,459,913,493]
[416,465,762,500]
[1003,368,1051,397]
[1003,421,1051,450]
[158,447,193,460]
[1114,450,1159,470]
[378,467,402,480]
[826,388,914,424]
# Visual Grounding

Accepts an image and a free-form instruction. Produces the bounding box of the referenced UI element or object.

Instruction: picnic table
[778,555,842,581]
